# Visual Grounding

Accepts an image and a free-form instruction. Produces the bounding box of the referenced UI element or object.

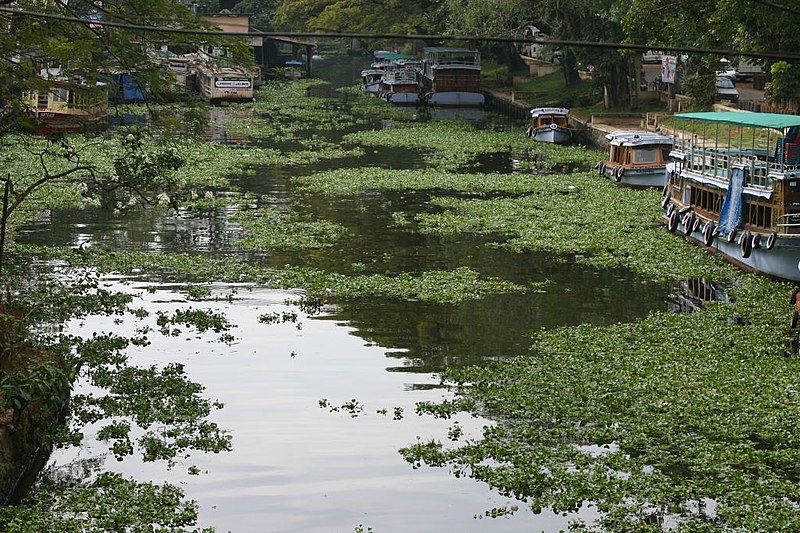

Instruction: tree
[0,1,246,273]
[231,0,283,30]
[273,0,445,37]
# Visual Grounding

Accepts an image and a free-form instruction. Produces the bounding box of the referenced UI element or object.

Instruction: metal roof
[605,131,673,146]
[675,111,800,130]
[423,47,478,53]
[530,107,569,117]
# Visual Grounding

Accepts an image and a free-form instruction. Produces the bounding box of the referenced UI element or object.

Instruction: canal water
[16,55,670,531]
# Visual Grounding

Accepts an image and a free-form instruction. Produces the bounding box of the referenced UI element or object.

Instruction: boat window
[633,147,659,164]
[51,88,68,103]
[788,180,800,193]
[662,148,670,162]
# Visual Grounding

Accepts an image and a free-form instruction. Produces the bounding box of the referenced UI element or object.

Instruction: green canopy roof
[675,111,800,130]
[381,53,412,61]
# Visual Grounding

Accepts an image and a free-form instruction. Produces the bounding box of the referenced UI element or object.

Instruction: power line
[747,0,800,16]
[2,6,800,62]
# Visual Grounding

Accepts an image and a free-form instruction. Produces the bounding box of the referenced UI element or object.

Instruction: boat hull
[663,209,800,282]
[385,92,420,104]
[425,91,484,106]
[530,127,571,144]
[361,82,381,93]
[602,165,667,189]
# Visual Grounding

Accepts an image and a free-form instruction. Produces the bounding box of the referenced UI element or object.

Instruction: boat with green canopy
[662,111,800,281]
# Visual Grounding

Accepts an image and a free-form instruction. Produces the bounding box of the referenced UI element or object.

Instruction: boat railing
[776,213,800,234]
[427,58,479,67]
[677,139,794,189]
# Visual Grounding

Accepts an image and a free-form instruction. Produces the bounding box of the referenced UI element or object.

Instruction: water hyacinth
[18,246,527,304]
[342,120,602,171]
[232,207,350,250]
[404,276,800,530]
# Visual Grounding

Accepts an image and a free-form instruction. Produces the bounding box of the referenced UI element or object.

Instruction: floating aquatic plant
[232,207,350,251]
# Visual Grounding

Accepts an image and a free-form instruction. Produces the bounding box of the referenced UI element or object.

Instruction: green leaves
[0,472,213,532]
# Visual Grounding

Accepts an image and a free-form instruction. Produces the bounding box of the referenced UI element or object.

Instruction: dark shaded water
[15,54,670,531]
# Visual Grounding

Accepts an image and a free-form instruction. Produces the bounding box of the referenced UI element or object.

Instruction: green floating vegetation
[232,207,350,251]
[342,120,602,171]
[246,78,370,131]
[17,246,527,304]
[294,167,570,196]
[0,472,212,532]
[295,167,734,282]
[415,173,737,282]
[403,276,800,531]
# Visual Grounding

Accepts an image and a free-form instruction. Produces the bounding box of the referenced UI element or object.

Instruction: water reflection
[667,278,729,314]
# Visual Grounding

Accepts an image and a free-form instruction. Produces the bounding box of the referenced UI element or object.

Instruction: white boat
[420,47,484,106]
[526,107,571,144]
[595,131,673,188]
[662,111,800,282]
[196,61,256,103]
[360,61,390,93]
[378,65,420,104]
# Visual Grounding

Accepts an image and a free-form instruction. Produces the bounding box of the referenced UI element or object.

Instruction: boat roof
[423,47,478,54]
[605,131,673,146]
[382,53,412,61]
[676,111,800,130]
[530,107,569,117]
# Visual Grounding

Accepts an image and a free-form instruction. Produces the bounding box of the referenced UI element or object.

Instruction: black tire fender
[682,212,694,235]
[739,230,752,258]
[766,232,777,250]
[702,222,715,246]
[667,209,679,232]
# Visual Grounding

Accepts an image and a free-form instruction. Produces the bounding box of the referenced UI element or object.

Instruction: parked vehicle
[715,76,740,103]
[595,131,673,188]
[662,111,800,282]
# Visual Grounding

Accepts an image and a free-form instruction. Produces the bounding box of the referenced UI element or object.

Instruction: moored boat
[526,107,571,144]
[360,64,388,93]
[662,111,800,282]
[378,63,420,104]
[196,61,256,103]
[596,131,673,188]
[420,47,484,107]
[22,68,108,134]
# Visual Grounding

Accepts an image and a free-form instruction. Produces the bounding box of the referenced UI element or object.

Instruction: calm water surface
[17,55,669,531]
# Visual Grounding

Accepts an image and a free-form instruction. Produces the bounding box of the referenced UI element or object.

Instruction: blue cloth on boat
[718,167,745,235]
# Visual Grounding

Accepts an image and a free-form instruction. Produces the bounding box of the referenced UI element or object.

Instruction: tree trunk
[604,59,632,109]
[561,49,581,87]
